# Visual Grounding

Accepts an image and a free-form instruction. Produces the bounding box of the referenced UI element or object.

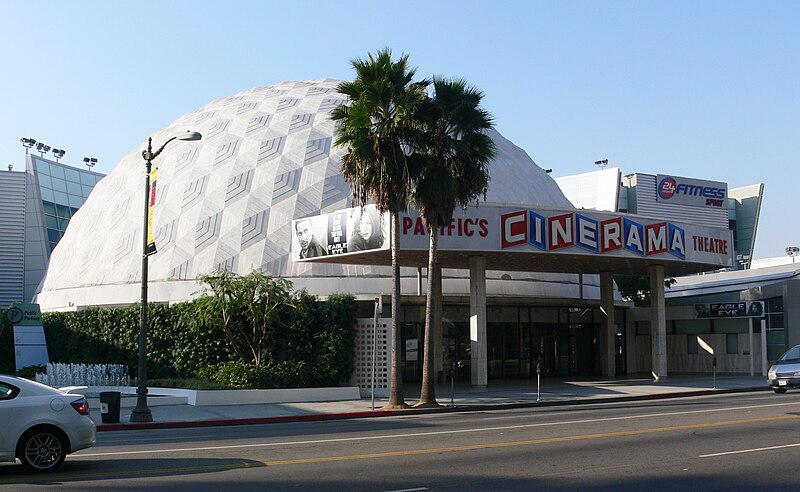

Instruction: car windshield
[778,346,800,363]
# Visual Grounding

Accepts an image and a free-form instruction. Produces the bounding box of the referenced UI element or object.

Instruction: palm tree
[331,49,428,409]
[412,78,496,407]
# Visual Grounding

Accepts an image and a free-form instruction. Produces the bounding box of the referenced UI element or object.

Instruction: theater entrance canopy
[292,202,733,385]
[291,203,732,276]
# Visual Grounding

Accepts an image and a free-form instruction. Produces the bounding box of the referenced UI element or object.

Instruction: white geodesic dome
[35,79,589,311]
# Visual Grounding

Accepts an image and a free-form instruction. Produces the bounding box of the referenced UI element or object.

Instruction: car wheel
[17,428,67,473]
[774,388,788,394]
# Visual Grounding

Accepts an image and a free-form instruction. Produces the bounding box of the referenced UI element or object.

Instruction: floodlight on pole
[36,143,51,157]
[786,246,799,264]
[130,130,202,423]
[20,137,37,154]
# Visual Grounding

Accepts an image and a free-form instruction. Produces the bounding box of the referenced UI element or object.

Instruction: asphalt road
[2,392,800,491]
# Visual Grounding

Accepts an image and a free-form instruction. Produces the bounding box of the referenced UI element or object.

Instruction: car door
[0,380,23,461]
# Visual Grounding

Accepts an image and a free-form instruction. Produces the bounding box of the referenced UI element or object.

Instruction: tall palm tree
[412,78,496,407]
[331,49,428,409]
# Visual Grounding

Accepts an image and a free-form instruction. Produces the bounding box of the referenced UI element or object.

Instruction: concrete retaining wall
[66,385,361,407]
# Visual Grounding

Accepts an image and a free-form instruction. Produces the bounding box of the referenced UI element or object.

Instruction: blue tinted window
[49,242,58,252]
[66,181,82,195]
[38,173,53,189]
[64,168,81,183]
[42,201,57,216]
[56,204,72,218]
[40,187,55,202]
[68,194,83,208]
[47,229,61,242]
[58,218,70,231]
[54,191,69,205]
[51,178,67,193]
[45,215,58,229]
[35,160,51,175]
[81,184,93,197]
[49,165,65,181]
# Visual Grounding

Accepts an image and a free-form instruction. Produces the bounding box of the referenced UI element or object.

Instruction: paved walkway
[93,374,770,431]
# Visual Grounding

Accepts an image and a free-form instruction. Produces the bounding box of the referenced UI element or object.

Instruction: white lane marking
[700,442,800,458]
[79,400,800,458]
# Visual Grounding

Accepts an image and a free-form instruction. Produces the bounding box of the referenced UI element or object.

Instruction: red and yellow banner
[145,168,158,256]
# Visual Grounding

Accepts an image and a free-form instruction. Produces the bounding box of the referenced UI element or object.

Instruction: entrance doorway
[402,304,626,382]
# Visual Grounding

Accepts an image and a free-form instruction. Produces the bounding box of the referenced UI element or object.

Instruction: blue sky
[2,1,798,259]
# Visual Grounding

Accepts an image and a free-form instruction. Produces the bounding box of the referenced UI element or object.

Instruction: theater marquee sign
[398,205,732,266]
[296,203,733,269]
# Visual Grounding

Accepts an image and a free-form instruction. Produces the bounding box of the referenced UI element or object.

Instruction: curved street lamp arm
[142,136,179,162]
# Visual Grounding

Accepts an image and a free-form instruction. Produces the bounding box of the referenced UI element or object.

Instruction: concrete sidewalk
[94,374,770,431]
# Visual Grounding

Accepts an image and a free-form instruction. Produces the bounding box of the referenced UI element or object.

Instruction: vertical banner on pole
[145,168,158,256]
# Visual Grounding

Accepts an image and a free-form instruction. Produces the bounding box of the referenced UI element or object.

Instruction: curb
[96,385,769,432]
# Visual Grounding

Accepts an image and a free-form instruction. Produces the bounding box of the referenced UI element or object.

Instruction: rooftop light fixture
[786,246,799,263]
[20,137,37,154]
[36,143,51,157]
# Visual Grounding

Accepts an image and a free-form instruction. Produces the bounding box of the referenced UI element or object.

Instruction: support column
[469,256,487,388]
[600,271,615,378]
[649,264,667,379]
[760,318,768,376]
[433,263,444,381]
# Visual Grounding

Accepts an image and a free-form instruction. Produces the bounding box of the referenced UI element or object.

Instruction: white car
[0,374,96,472]
[768,345,800,393]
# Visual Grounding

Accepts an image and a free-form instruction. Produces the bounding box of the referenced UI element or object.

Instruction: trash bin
[99,391,121,423]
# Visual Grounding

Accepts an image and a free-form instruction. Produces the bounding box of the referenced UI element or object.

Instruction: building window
[726,333,738,354]
[687,335,698,354]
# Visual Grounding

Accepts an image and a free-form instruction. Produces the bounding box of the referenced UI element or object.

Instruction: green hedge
[0,292,357,388]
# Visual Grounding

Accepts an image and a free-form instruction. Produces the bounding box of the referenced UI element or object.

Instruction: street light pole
[130,131,202,423]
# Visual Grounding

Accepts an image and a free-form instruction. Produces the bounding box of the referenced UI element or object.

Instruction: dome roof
[35,79,579,310]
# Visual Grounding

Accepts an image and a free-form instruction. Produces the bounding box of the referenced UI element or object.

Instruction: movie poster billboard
[292,204,389,261]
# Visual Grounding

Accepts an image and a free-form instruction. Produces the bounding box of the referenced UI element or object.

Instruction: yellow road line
[3,415,797,485]
[261,415,799,466]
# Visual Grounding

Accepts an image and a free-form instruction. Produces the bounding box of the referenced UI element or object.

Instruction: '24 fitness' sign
[400,205,732,265]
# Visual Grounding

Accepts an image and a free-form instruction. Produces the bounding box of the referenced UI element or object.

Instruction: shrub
[203,361,262,389]
[16,365,45,380]
[5,280,359,389]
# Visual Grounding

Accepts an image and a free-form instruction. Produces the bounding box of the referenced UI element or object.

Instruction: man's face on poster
[296,219,313,251]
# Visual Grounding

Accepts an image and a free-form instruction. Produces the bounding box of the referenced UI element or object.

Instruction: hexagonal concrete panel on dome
[35,79,580,310]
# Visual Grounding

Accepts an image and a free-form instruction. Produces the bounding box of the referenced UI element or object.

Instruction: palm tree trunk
[385,211,408,409]
[415,226,439,407]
